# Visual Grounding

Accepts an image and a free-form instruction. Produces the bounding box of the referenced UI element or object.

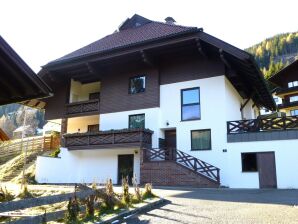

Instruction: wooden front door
[257,152,277,188]
[165,130,176,149]
[118,154,134,185]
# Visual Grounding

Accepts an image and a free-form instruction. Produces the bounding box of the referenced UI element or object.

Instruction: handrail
[144,148,220,183]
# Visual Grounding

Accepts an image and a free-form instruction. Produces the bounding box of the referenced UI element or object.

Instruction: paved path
[125,187,298,224]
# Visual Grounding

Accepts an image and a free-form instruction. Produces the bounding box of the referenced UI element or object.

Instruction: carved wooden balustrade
[143,147,220,183]
[65,99,99,117]
[63,129,153,150]
[227,116,298,134]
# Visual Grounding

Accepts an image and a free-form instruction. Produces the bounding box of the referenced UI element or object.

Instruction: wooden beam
[140,50,154,67]
[195,38,207,57]
[86,62,97,74]
[219,49,231,69]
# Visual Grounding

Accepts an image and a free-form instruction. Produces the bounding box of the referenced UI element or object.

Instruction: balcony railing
[276,86,298,95]
[62,128,153,150]
[277,100,298,109]
[65,99,99,117]
[227,116,298,134]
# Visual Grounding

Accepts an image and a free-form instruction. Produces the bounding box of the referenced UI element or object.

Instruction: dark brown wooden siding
[159,55,224,85]
[99,67,159,114]
[44,81,69,120]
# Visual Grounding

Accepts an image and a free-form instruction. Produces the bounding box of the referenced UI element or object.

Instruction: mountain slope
[246,31,298,79]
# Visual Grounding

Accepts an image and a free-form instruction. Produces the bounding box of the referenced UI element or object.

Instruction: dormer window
[288,81,298,88]
[129,76,146,94]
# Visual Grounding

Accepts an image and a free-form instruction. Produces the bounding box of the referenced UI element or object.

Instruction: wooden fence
[0,136,60,159]
[0,186,94,224]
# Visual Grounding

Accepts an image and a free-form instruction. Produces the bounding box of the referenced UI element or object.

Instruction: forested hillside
[0,104,44,138]
[246,32,298,79]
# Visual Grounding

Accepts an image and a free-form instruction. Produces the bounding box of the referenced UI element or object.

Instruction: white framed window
[288,81,298,88]
[290,110,298,116]
[289,95,298,102]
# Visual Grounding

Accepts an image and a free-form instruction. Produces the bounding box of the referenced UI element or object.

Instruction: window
[241,153,257,172]
[181,87,200,121]
[288,81,298,88]
[89,92,100,100]
[129,76,145,94]
[291,110,298,116]
[88,124,99,132]
[191,129,211,150]
[129,114,145,129]
[289,95,298,102]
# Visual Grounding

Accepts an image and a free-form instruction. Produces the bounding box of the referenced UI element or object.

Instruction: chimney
[165,17,176,25]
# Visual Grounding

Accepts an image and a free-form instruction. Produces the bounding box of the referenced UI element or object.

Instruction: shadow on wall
[156,187,298,206]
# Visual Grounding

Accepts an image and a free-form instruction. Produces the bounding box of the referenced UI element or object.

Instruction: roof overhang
[40,30,276,110]
[0,36,52,106]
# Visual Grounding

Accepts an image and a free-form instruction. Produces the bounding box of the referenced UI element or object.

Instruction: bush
[142,183,156,200]
[0,186,14,202]
[64,196,80,224]
[18,184,33,199]
[121,177,130,206]
[50,147,60,158]
[132,175,142,203]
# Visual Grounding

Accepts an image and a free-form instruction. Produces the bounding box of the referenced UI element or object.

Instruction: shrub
[64,196,80,224]
[50,147,61,158]
[121,176,130,206]
[18,184,33,199]
[0,186,14,202]
[142,183,155,200]
[132,175,142,203]
[84,195,95,220]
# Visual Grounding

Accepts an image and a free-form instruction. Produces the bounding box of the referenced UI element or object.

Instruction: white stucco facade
[36,148,140,184]
[36,75,298,189]
[226,140,298,189]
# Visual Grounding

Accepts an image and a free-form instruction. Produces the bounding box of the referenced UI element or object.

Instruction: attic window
[288,81,298,88]
[135,22,141,27]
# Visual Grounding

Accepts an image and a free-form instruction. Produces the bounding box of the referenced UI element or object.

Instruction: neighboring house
[36,14,298,189]
[0,128,9,141]
[13,125,31,139]
[0,36,51,106]
[269,60,298,116]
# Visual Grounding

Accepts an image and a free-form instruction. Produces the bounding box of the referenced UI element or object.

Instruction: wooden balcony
[65,99,99,117]
[62,128,153,150]
[277,100,298,109]
[227,116,298,142]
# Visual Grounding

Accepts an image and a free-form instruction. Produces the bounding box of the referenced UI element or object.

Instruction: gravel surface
[125,187,298,224]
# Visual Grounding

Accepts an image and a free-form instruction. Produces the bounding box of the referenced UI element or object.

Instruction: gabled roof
[0,36,52,105]
[269,59,298,86]
[41,14,275,110]
[46,14,198,66]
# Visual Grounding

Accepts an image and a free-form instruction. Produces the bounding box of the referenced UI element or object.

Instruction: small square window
[241,153,257,172]
[129,114,145,129]
[129,76,145,94]
[191,129,211,150]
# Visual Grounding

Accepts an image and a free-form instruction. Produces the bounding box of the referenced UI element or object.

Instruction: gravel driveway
[125,187,298,224]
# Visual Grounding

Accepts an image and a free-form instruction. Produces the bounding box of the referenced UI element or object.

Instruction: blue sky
[1,0,297,72]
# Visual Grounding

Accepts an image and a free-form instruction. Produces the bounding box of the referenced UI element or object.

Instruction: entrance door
[164,130,176,160]
[164,130,176,149]
[257,152,277,188]
[118,154,134,185]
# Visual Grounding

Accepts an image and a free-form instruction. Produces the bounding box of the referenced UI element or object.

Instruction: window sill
[191,148,211,151]
[181,118,201,122]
